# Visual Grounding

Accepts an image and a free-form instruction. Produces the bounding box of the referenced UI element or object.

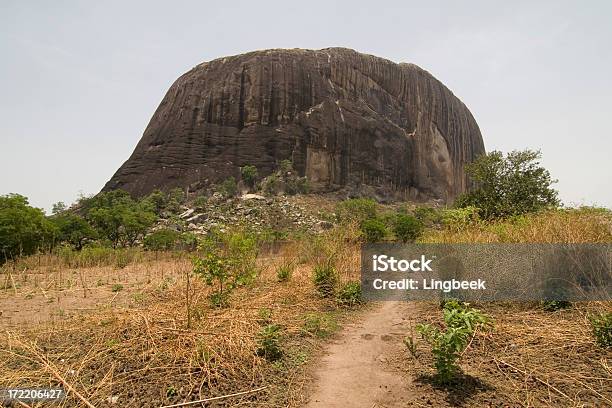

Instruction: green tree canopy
[456,150,559,219]
[81,190,157,247]
[50,213,97,250]
[0,194,56,262]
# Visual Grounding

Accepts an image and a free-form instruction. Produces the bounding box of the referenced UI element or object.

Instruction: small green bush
[361,218,387,242]
[336,198,377,224]
[441,206,480,231]
[256,324,283,361]
[279,159,293,173]
[589,312,612,348]
[303,313,338,338]
[276,263,294,282]
[393,214,423,242]
[313,263,338,297]
[285,177,310,195]
[413,206,442,226]
[218,177,238,198]
[111,284,124,292]
[143,229,179,251]
[241,165,259,187]
[192,195,207,209]
[336,281,362,306]
[416,300,490,383]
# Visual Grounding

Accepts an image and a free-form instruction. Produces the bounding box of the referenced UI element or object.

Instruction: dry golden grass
[0,228,363,407]
[421,208,612,244]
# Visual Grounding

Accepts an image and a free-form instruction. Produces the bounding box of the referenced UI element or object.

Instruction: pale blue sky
[1,0,611,211]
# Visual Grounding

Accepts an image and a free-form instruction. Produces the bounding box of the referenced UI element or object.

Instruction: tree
[82,190,157,247]
[240,165,259,187]
[0,194,56,262]
[51,213,97,250]
[456,150,559,219]
[51,201,67,215]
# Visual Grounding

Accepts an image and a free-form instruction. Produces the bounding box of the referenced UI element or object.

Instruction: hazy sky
[1,0,611,211]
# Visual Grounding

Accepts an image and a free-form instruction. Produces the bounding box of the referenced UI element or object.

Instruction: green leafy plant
[218,177,238,198]
[193,229,258,307]
[111,283,124,292]
[256,324,283,361]
[241,165,259,187]
[589,312,612,348]
[0,194,57,263]
[276,262,294,282]
[416,300,491,383]
[456,149,559,219]
[193,252,232,307]
[336,281,362,306]
[393,214,423,242]
[143,229,179,251]
[192,195,207,209]
[361,218,387,242]
[313,263,338,297]
[413,206,443,227]
[336,198,377,224]
[441,207,480,231]
[302,313,338,338]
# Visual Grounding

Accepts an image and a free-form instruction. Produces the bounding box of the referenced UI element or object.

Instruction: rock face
[103,48,485,202]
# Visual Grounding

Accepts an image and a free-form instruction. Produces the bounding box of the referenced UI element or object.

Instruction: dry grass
[403,301,612,407]
[0,229,362,407]
[421,208,611,244]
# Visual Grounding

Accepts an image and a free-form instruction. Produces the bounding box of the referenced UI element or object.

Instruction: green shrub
[241,165,259,187]
[589,312,612,348]
[416,300,490,383]
[111,283,124,292]
[313,263,338,297]
[193,252,232,307]
[336,281,362,306]
[456,149,559,219]
[143,229,179,251]
[193,229,258,307]
[262,174,280,195]
[192,195,207,209]
[393,214,423,242]
[178,232,198,251]
[285,177,310,195]
[279,159,293,173]
[166,188,186,212]
[441,207,480,231]
[218,177,238,198]
[257,307,272,324]
[276,263,293,282]
[256,324,283,360]
[361,218,387,242]
[303,313,338,338]
[336,198,377,224]
[413,206,442,227]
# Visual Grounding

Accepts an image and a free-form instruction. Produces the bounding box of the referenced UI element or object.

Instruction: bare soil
[305,302,414,407]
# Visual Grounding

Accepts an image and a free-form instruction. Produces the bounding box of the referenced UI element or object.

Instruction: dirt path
[305,301,417,408]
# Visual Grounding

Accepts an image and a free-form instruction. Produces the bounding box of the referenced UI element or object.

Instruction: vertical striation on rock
[103,48,485,202]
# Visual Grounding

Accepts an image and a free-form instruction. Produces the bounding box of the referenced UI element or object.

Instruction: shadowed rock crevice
[103,48,485,202]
